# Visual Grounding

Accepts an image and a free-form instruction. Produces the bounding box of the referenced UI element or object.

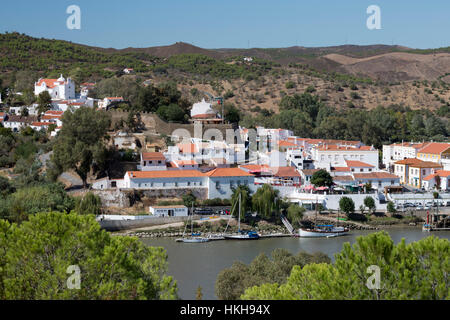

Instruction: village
[1,74,449,233]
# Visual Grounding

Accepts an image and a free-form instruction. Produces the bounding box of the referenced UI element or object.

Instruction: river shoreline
[111,215,423,238]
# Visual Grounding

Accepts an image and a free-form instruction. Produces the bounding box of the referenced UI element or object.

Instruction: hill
[0,32,449,113]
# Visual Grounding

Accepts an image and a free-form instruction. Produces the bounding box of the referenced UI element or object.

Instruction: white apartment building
[312,145,379,170]
[382,142,429,170]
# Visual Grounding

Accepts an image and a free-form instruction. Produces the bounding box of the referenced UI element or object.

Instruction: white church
[34,75,76,100]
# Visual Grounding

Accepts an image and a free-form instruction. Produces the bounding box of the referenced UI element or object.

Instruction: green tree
[0,212,178,299]
[231,185,252,221]
[310,169,333,188]
[339,196,355,216]
[0,183,74,222]
[215,248,330,300]
[363,196,376,215]
[251,184,280,220]
[74,192,102,215]
[36,91,52,115]
[387,201,396,215]
[242,232,449,300]
[182,192,197,207]
[51,107,111,188]
[287,204,305,228]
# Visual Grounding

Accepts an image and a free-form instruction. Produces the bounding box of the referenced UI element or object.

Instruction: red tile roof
[271,166,301,177]
[345,160,375,168]
[174,160,198,166]
[418,142,450,155]
[206,168,253,177]
[127,170,205,179]
[178,143,198,153]
[141,152,166,161]
[394,158,424,165]
[36,79,58,88]
[353,172,399,180]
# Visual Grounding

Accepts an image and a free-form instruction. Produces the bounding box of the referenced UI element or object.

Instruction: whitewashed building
[206,167,255,199]
[190,99,216,119]
[34,75,76,100]
[382,142,429,170]
[149,205,188,217]
[312,145,379,170]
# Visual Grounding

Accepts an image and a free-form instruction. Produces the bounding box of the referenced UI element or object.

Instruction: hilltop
[0,32,449,113]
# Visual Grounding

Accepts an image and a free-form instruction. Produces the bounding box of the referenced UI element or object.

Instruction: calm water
[141,228,450,300]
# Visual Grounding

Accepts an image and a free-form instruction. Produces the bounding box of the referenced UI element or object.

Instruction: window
[187,181,191,186]
[360,169,363,172]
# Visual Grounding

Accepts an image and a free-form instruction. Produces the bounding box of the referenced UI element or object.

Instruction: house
[394,158,442,188]
[332,175,356,188]
[422,170,450,191]
[277,140,298,152]
[345,160,376,173]
[206,167,255,199]
[382,141,429,170]
[269,166,301,186]
[286,148,313,170]
[2,115,37,132]
[34,75,76,100]
[311,144,379,170]
[98,97,124,109]
[417,142,450,164]
[300,169,320,186]
[139,152,167,171]
[149,205,188,217]
[123,68,135,74]
[0,112,6,124]
[30,122,50,131]
[41,110,64,127]
[171,160,199,170]
[352,172,400,191]
[123,170,208,189]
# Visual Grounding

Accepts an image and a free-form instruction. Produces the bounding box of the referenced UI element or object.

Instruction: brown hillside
[324,52,450,82]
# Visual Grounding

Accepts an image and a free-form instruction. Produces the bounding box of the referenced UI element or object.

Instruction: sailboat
[224,193,260,240]
[176,204,210,243]
[298,198,349,238]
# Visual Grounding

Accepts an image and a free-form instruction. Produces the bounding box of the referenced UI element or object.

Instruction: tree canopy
[50,107,111,187]
[0,212,178,300]
[242,232,449,300]
[215,248,330,300]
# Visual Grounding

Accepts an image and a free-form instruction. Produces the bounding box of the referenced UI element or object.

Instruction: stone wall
[93,187,208,208]
[108,110,237,138]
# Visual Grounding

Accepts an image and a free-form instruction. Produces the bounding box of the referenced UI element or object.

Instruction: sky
[0,0,449,49]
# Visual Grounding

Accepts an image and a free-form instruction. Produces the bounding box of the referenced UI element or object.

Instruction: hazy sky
[1,0,449,49]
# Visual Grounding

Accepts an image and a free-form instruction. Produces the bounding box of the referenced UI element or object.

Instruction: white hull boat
[177,237,210,243]
[224,231,260,240]
[299,226,349,238]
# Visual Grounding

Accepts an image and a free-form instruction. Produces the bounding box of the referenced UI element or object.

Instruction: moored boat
[299,225,349,238]
[224,230,260,240]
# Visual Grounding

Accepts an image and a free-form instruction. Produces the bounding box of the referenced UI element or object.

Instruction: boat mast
[191,202,194,235]
[238,193,241,233]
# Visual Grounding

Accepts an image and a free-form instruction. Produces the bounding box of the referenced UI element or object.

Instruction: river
[140,228,450,300]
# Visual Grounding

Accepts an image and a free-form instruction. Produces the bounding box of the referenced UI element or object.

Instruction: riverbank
[110,213,424,238]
